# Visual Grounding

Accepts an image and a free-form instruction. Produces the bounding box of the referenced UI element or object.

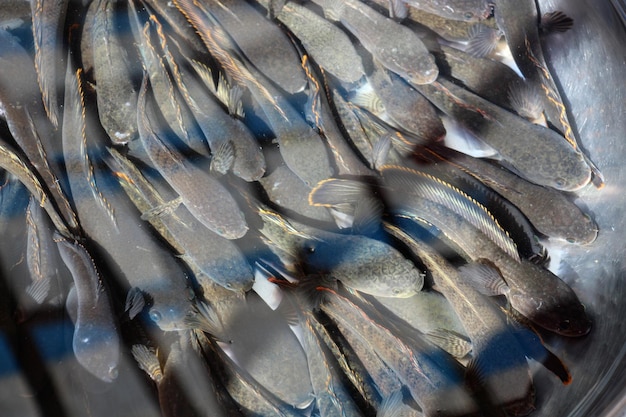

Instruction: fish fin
[465,353,489,388]
[378,389,405,417]
[26,277,51,305]
[209,139,235,176]
[540,11,574,33]
[351,85,385,116]
[131,345,163,382]
[507,82,545,124]
[125,287,146,320]
[185,300,227,341]
[388,0,409,20]
[512,325,572,385]
[309,178,371,207]
[352,197,384,235]
[459,260,509,296]
[140,197,183,221]
[425,328,472,359]
[296,274,337,311]
[275,299,300,327]
[466,24,501,58]
[372,133,393,170]
[218,73,245,118]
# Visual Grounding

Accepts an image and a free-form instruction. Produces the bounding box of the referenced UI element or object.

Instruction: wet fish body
[390,0,492,22]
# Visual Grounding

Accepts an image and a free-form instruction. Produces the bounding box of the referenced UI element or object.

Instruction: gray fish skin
[432,147,598,244]
[91,0,139,144]
[106,148,255,292]
[384,222,535,416]
[381,171,592,337]
[173,53,266,182]
[368,65,446,142]
[414,78,591,191]
[30,0,68,127]
[62,63,195,332]
[137,76,248,239]
[259,165,335,223]
[259,0,366,84]
[313,0,438,85]
[258,209,424,298]
[321,288,479,417]
[55,235,120,383]
[143,0,207,53]
[392,0,492,22]
[0,29,79,235]
[204,0,306,94]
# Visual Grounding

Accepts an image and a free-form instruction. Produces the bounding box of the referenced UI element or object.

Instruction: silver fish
[55,234,120,383]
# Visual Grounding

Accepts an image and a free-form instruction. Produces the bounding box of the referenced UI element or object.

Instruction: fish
[106,147,255,292]
[62,61,196,332]
[136,75,249,239]
[143,0,207,53]
[313,0,439,85]
[0,28,79,235]
[30,0,68,127]
[55,233,120,383]
[257,0,366,84]
[25,196,59,304]
[320,287,480,417]
[90,0,139,144]
[380,171,592,337]
[258,208,424,298]
[384,221,535,415]
[428,146,598,244]
[413,78,592,191]
[389,0,493,22]
[366,63,446,142]
[203,0,306,94]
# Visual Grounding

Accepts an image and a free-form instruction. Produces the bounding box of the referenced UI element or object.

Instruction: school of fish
[0,0,604,416]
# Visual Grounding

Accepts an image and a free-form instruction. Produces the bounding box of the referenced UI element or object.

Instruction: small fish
[258,208,424,298]
[106,147,255,292]
[367,64,446,142]
[55,234,120,383]
[390,0,493,22]
[380,177,592,336]
[25,196,59,304]
[203,0,307,94]
[137,75,249,239]
[313,0,439,85]
[91,0,139,144]
[259,0,366,84]
[30,0,69,127]
[384,221,535,415]
[414,78,592,191]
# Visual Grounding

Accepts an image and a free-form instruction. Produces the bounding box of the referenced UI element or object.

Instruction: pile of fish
[0,0,603,415]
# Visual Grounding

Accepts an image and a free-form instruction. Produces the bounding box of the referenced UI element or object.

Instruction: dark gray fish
[0,29,79,235]
[25,197,58,304]
[431,147,598,244]
[30,0,68,127]
[203,0,306,94]
[106,147,255,292]
[380,170,592,337]
[313,0,438,85]
[384,222,535,415]
[367,64,446,142]
[258,208,424,298]
[62,63,196,332]
[143,0,207,53]
[137,75,248,239]
[55,234,120,383]
[390,0,492,22]
[258,0,366,84]
[321,287,479,417]
[414,78,591,191]
[91,0,139,144]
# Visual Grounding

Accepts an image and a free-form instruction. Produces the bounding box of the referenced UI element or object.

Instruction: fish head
[405,54,439,86]
[511,292,592,337]
[148,287,197,332]
[537,151,592,192]
[73,324,120,383]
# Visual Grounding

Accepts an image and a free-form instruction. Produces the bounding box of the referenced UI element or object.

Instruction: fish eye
[392,288,403,295]
[109,366,119,380]
[554,177,566,188]
[306,245,316,254]
[558,320,571,331]
[149,310,162,322]
[488,3,495,16]
[566,237,576,243]
[464,12,474,19]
